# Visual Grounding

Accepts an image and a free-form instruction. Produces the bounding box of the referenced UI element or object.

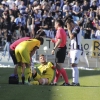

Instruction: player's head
[55,19,64,29]
[39,54,46,63]
[66,18,74,26]
[35,36,44,45]
[66,18,74,24]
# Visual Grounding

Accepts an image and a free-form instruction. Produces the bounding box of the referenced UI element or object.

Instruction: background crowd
[0,0,100,47]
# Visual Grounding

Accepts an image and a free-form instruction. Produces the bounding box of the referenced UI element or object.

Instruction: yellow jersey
[18,39,40,52]
[38,62,54,78]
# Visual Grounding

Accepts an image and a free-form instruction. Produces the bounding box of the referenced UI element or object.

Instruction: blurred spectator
[72,1,81,18]
[91,29,97,39]
[34,9,41,34]
[63,1,70,16]
[1,30,12,61]
[12,4,20,18]
[81,0,90,13]
[95,22,100,39]
[18,1,26,14]
[83,18,93,39]
[27,13,35,37]
[15,0,21,6]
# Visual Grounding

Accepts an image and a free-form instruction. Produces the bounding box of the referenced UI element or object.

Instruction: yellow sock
[17,66,22,82]
[30,81,39,85]
[24,67,30,83]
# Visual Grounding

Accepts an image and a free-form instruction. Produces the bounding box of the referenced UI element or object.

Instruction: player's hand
[51,39,55,43]
[51,49,55,55]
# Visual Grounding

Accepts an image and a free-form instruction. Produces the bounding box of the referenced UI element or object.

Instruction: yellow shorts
[34,73,54,84]
[15,45,30,64]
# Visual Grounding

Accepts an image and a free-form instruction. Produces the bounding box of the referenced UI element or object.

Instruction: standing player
[66,18,82,86]
[51,19,70,86]
[10,37,31,76]
[15,37,44,84]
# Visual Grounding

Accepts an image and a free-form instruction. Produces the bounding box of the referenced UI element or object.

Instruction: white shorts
[27,25,34,32]
[70,50,82,64]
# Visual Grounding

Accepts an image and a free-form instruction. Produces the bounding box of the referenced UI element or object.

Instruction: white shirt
[1,1,8,6]
[14,0,21,6]
[63,5,70,12]
[7,0,15,9]
[95,30,100,39]
[73,5,80,13]
[18,5,26,14]
[50,4,56,12]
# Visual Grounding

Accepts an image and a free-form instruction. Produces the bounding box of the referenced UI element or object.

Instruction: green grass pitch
[0,68,100,100]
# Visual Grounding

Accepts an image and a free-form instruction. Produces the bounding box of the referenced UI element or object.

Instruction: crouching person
[29,54,55,85]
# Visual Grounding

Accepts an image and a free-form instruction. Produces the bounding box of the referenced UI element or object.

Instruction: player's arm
[30,46,39,57]
[67,29,75,40]
[48,62,56,69]
[53,29,62,50]
[53,39,62,50]
[67,23,75,40]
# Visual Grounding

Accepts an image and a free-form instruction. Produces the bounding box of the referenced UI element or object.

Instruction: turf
[0,68,100,100]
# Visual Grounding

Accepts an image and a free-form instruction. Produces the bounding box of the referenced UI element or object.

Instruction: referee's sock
[53,69,61,83]
[59,68,69,83]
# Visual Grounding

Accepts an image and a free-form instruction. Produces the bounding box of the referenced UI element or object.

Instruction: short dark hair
[66,18,74,24]
[55,19,64,27]
[35,36,44,45]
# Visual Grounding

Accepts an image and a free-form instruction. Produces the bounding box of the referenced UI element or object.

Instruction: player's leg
[29,70,41,85]
[53,69,61,85]
[38,78,49,85]
[55,46,70,86]
[70,50,82,86]
[20,48,31,84]
[15,47,23,83]
[17,62,22,83]
[9,49,18,75]
[24,63,31,83]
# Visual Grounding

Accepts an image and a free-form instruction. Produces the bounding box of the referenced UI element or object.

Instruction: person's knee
[38,78,48,85]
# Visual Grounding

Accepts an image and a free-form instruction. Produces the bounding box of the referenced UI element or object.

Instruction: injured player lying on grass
[29,54,55,85]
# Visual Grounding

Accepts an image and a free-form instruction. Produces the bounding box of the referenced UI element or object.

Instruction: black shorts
[10,48,17,65]
[55,45,66,63]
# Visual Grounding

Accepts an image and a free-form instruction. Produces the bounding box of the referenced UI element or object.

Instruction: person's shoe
[60,82,70,86]
[24,81,29,85]
[19,82,23,85]
[50,82,57,86]
[71,82,80,86]
[28,82,33,85]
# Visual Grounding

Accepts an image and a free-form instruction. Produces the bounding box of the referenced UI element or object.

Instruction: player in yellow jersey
[15,37,44,84]
[29,54,55,85]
